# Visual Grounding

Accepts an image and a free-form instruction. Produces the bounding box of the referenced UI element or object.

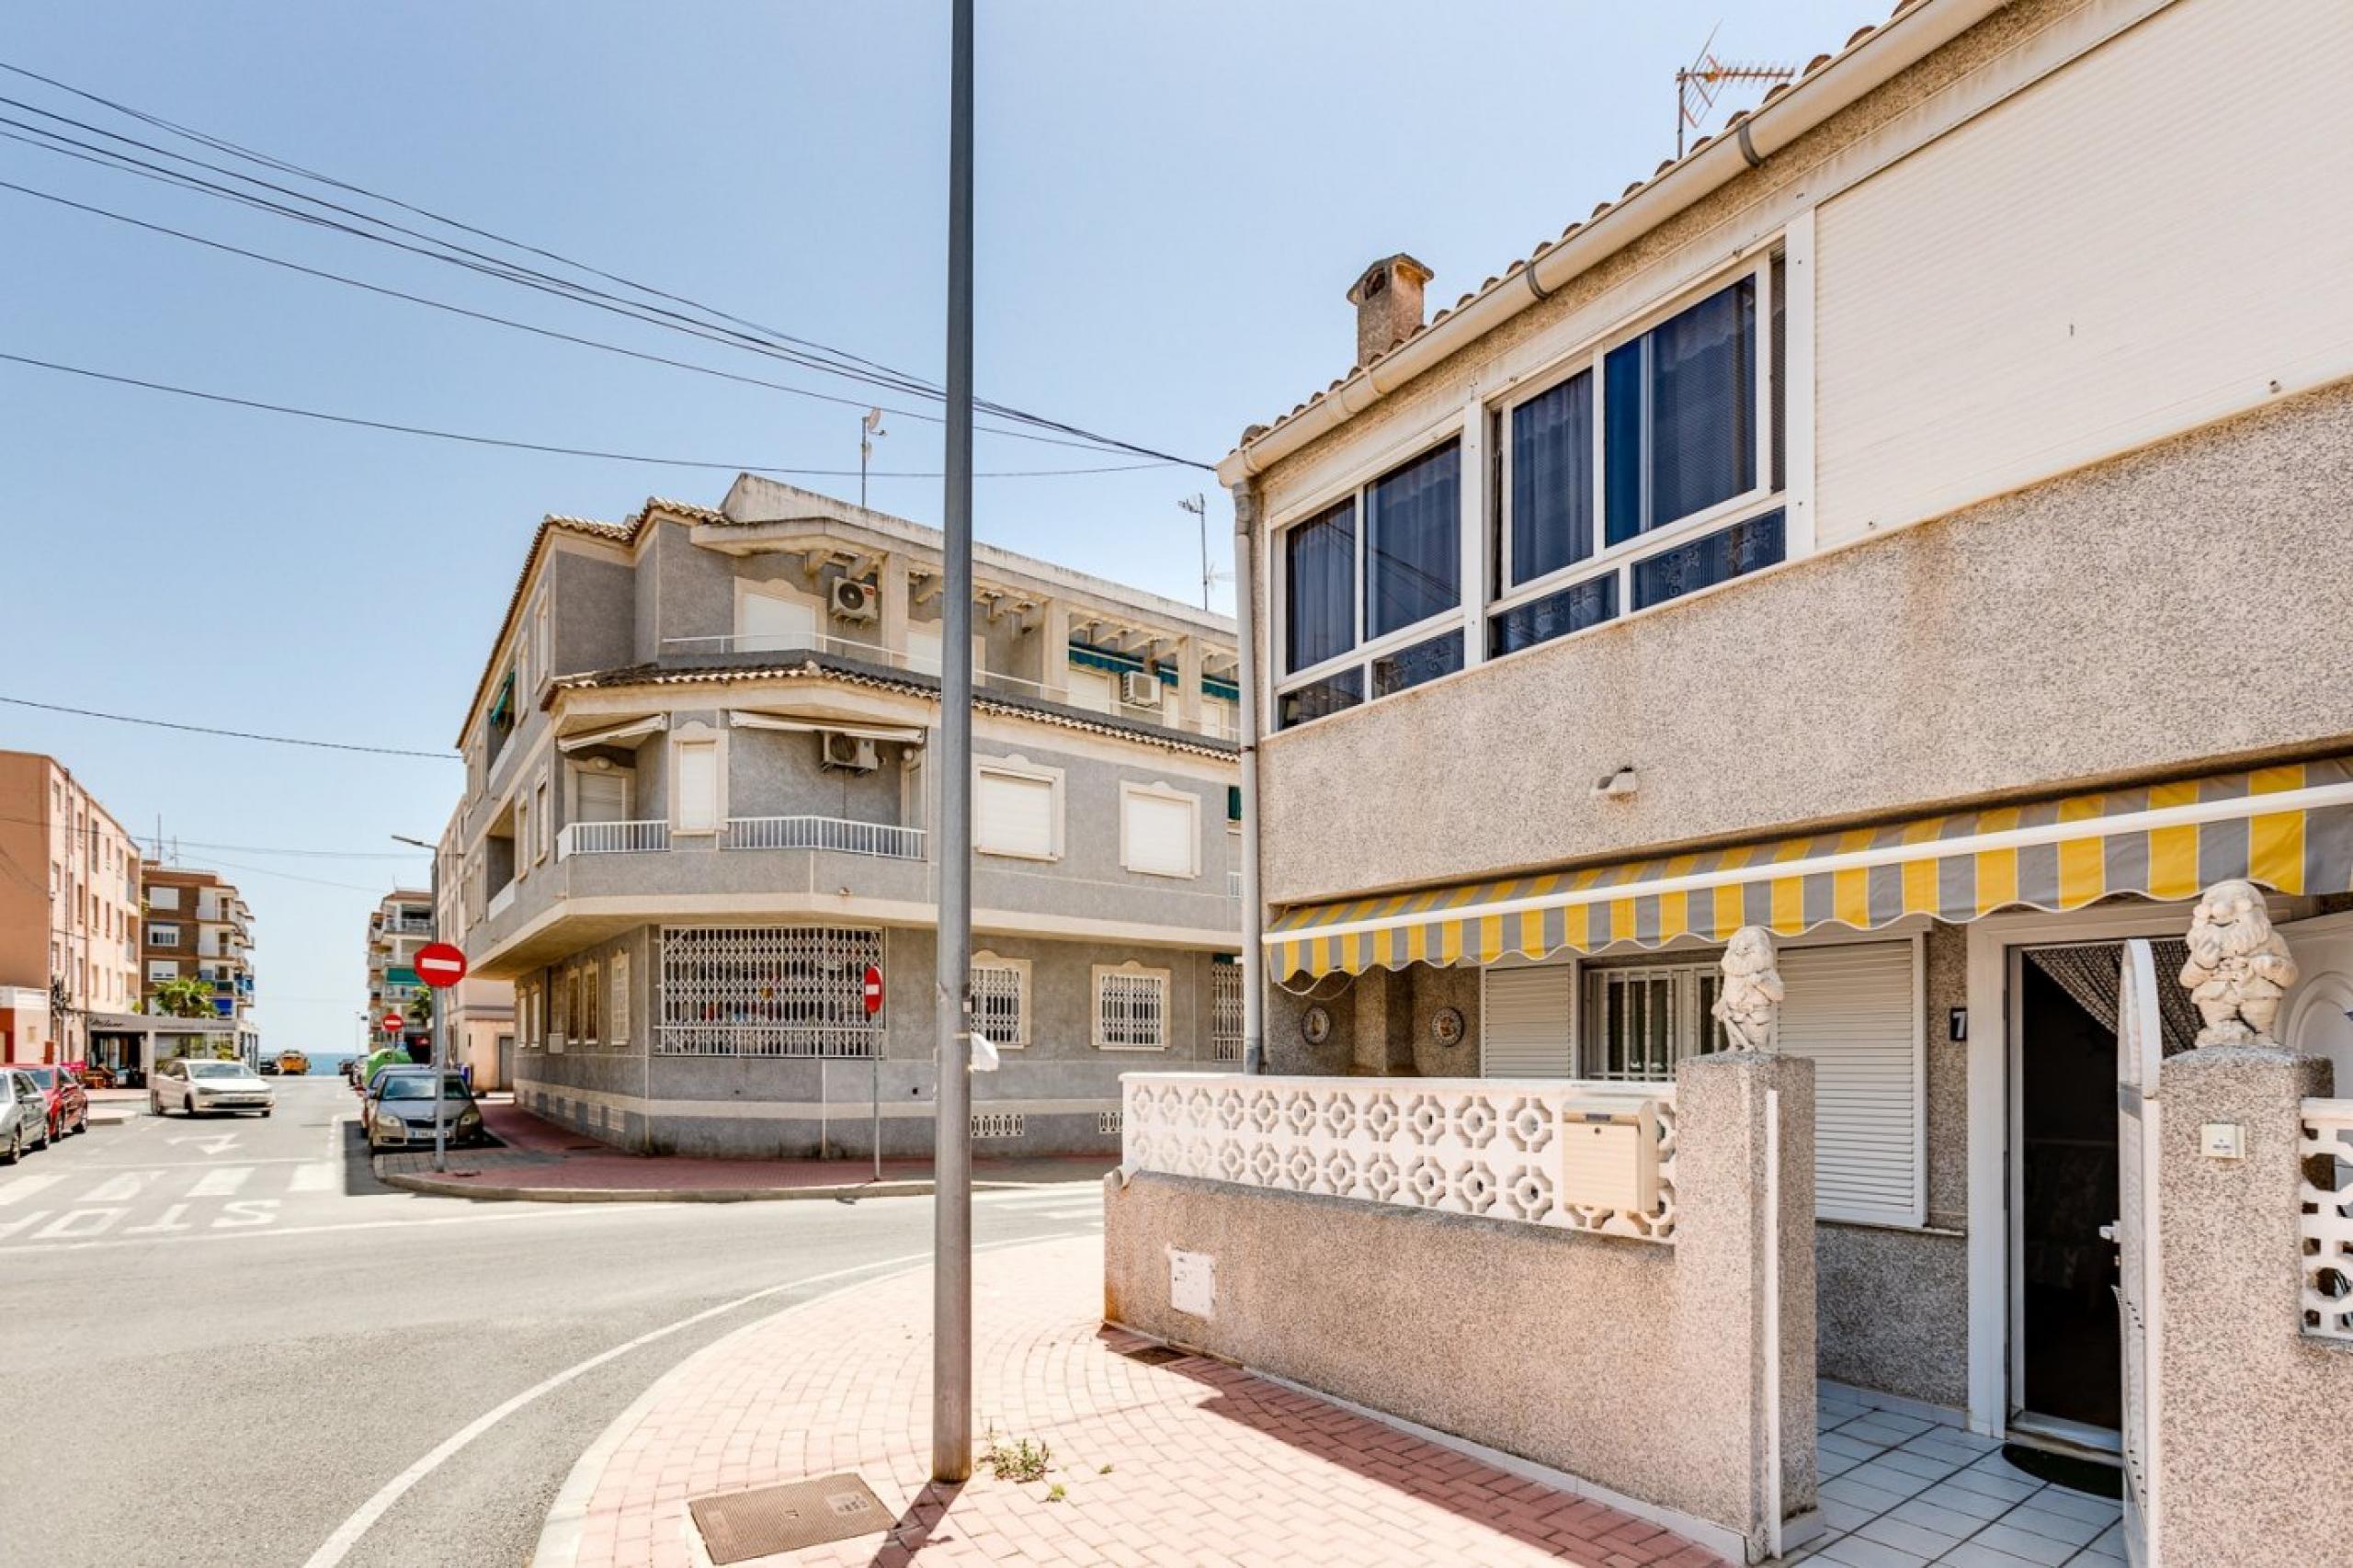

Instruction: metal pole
[430,869,448,1175]
[931,0,976,1487]
[1230,483,1267,1075]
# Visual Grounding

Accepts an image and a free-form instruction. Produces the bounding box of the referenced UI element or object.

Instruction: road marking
[0,1199,651,1256]
[290,1163,335,1193]
[0,1210,51,1241]
[300,1248,938,1568]
[214,1199,278,1228]
[188,1165,255,1197]
[167,1131,241,1155]
[0,1173,63,1208]
[125,1203,194,1235]
[83,1171,155,1202]
[34,1208,122,1240]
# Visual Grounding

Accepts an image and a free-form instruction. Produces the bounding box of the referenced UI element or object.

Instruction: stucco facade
[0,751,143,1063]
[440,484,1242,1157]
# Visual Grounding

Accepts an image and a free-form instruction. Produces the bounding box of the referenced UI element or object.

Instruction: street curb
[529,1233,1086,1568]
[376,1169,1084,1203]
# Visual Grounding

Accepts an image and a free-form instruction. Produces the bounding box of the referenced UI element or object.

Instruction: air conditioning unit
[1119,670,1158,707]
[830,578,879,622]
[820,732,880,772]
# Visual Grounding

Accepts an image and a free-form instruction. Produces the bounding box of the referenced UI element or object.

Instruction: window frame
[1271,439,1469,725]
[1488,252,1782,644]
[1117,781,1201,881]
[609,951,631,1049]
[972,756,1064,862]
[1091,961,1172,1051]
[148,923,180,948]
[969,950,1031,1049]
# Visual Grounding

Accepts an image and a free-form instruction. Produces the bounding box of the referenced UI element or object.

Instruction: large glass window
[1605,277,1756,545]
[1508,371,1594,585]
[1282,500,1356,672]
[1364,440,1460,639]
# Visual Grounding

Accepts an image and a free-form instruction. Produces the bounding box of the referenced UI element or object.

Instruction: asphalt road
[0,1076,1108,1568]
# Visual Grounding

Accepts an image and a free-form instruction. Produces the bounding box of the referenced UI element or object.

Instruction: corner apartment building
[142,867,259,1061]
[427,839,516,1090]
[439,478,1244,1156]
[0,751,142,1062]
[366,889,433,1060]
[1219,0,2353,1497]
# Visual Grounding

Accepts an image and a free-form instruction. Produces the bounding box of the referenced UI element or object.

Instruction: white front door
[2113,938,2164,1568]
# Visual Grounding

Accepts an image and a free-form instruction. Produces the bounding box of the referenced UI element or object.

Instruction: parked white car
[150,1058,276,1118]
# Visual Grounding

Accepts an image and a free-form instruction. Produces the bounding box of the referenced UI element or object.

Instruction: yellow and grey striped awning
[1267,757,2353,981]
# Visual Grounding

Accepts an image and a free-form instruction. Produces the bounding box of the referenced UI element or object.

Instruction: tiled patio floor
[1791,1384,2124,1567]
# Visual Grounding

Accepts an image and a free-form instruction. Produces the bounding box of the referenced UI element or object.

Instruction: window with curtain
[1509,371,1594,585]
[1283,499,1356,673]
[1364,439,1460,639]
[1606,277,1756,545]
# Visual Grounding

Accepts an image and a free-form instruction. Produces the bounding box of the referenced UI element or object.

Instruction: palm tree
[150,976,218,1019]
[405,989,434,1029]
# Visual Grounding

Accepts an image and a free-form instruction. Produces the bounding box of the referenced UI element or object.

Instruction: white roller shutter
[975,769,1055,858]
[1480,964,1575,1078]
[1122,790,1197,878]
[1778,940,1922,1228]
[1063,665,1118,715]
[674,742,720,834]
[576,769,628,823]
[738,591,816,652]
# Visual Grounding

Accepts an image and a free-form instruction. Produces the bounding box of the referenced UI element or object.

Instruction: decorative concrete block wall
[1103,1053,1815,1563]
[2154,1047,2353,1566]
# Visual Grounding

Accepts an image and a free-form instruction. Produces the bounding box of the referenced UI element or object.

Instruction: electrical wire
[0,350,1179,478]
[0,696,456,758]
[0,61,1217,470]
[0,808,426,858]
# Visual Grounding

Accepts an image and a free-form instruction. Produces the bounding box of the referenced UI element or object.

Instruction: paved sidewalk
[538,1235,1721,1568]
[376,1101,1112,1200]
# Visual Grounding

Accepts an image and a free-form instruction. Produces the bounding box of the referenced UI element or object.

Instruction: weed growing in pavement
[979,1428,1051,1483]
[1045,1483,1067,1503]
[1097,1463,1113,1475]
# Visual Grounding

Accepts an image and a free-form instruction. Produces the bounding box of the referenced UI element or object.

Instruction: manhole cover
[688,1473,891,1562]
[1118,1344,1185,1366]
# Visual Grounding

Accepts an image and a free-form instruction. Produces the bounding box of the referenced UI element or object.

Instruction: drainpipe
[1230,483,1266,1076]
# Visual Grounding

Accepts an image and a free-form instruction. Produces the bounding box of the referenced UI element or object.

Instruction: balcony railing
[486,881,517,920]
[556,820,670,858]
[2301,1098,2353,1341]
[389,915,432,935]
[723,815,926,859]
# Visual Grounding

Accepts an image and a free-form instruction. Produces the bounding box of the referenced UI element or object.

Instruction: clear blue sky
[1,1,1868,1055]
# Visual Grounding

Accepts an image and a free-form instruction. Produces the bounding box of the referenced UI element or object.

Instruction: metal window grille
[1097,1109,1121,1136]
[610,953,631,1048]
[657,925,884,1058]
[1211,961,1244,1062]
[970,961,1026,1048]
[972,1112,1026,1140]
[1579,961,1723,1081]
[1096,970,1168,1050]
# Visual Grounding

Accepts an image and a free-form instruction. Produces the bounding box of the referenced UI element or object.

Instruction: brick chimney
[1347,254,1434,367]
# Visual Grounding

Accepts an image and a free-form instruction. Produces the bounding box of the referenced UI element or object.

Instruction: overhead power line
[0,695,455,758]
[0,61,1216,472]
[0,349,1178,479]
[0,172,1125,457]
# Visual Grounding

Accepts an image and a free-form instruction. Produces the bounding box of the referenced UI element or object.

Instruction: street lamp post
[391,835,448,1175]
[932,0,976,1487]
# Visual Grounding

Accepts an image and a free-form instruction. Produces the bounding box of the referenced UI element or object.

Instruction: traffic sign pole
[413,941,468,1176]
[863,964,884,1180]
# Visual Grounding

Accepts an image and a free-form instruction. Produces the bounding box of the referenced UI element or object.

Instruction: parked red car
[17,1063,90,1140]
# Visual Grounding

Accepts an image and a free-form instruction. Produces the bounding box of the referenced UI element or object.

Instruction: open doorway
[2007,937,2196,1448]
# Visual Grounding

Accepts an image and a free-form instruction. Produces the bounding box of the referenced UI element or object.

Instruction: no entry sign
[381,1011,406,1035]
[415,941,468,988]
[861,964,884,1017]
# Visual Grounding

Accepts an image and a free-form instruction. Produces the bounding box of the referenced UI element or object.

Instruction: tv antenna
[1675,25,1794,159]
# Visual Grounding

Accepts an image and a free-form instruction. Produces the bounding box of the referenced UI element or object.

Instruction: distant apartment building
[438,479,1243,1156]
[0,751,143,1063]
[142,867,260,1062]
[366,889,434,1059]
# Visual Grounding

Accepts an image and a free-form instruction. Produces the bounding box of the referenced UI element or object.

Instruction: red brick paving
[544,1236,1721,1568]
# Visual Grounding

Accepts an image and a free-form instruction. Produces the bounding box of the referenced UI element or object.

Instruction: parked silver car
[366,1071,483,1150]
[150,1058,276,1118]
[0,1070,51,1164]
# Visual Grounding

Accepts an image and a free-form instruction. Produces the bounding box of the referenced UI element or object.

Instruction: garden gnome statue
[2177,878,2299,1046]
[1713,925,1786,1052]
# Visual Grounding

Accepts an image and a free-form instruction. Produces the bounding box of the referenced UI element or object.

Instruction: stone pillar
[1349,969,1415,1075]
[876,552,910,665]
[1674,1051,1818,1560]
[2154,1045,2350,1564]
[1038,598,1070,702]
[1176,634,1204,732]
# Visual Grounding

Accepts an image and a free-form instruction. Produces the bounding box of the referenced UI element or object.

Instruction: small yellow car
[276,1050,312,1076]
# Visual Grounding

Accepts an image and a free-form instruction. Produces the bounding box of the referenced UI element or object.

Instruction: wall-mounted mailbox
[1558,1100,1661,1215]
